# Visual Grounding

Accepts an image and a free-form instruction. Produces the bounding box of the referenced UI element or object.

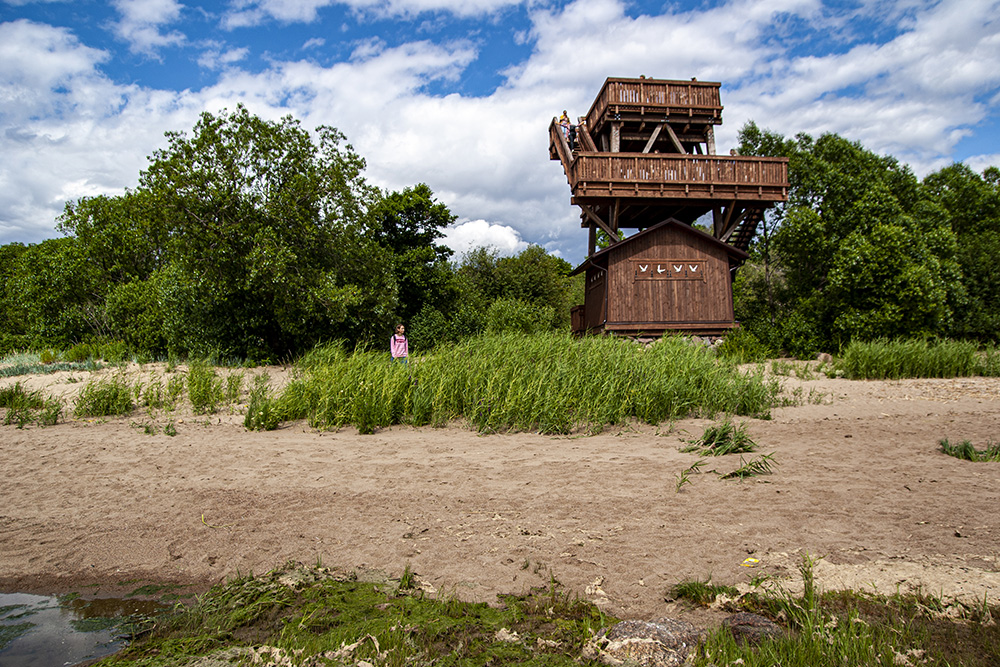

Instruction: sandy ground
[2,362,999,625]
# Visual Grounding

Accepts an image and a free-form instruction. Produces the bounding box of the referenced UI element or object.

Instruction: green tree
[136,104,393,360]
[921,164,1000,340]
[2,238,99,348]
[734,123,964,355]
[367,183,456,325]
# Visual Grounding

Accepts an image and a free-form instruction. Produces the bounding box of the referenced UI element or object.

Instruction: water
[0,592,167,666]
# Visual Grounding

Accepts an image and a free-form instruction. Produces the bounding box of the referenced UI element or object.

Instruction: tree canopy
[734,122,995,356]
[1,106,580,360]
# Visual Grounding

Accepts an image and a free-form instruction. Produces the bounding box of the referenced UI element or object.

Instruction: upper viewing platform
[549,75,789,254]
[582,77,723,154]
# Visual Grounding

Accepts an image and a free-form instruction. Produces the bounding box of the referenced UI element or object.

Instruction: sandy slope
[1,363,999,622]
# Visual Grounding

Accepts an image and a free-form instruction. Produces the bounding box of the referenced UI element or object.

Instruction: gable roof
[570,218,749,276]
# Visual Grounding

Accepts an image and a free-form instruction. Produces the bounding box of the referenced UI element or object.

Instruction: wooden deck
[584,77,723,135]
[568,153,788,201]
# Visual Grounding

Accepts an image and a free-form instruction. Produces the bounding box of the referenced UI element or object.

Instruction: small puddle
[0,592,169,666]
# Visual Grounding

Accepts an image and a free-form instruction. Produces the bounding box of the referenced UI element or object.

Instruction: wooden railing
[568,153,788,200]
[586,78,722,128]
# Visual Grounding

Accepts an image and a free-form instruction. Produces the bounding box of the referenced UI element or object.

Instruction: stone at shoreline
[721,611,783,644]
[584,617,704,667]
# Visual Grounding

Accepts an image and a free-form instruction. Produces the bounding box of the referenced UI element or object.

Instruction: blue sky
[1,0,998,264]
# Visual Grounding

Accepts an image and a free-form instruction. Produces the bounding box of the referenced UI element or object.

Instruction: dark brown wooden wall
[584,268,606,330]
[605,226,734,328]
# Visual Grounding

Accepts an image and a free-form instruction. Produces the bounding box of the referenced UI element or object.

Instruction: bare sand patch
[1,364,998,624]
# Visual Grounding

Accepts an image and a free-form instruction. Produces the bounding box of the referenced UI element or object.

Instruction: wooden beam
[663,123,686,154]
[580,204,620,244]
[721,209,748,242]
[588,224,596,256]
[611,122,620,152]
[706,125,716,155]
[577,122,598,151]
[642,123,664,153]
[718,201,741,240]
[712,207,723,237]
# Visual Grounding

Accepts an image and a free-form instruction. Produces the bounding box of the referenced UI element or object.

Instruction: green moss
[101,564,614,666]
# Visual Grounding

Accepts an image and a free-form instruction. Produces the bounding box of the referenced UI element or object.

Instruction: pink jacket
[390,334,408,358]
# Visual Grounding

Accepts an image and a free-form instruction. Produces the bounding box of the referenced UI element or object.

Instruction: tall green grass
[271,332,780,435]
[838,339,980,380]
[74,375,136,417]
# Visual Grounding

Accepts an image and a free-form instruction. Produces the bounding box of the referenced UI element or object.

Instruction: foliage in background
[836,338,982,380]
[2,109,998,360]
[734,123,995,357]
[0,108,581,361]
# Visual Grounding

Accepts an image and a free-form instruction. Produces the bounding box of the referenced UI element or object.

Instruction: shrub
[188,359,224,415]
[716,327,773,363]
[75,375,135,417]
[64,342,95,363]
[99,340,130,363]
[485,298,554,334]
[839,338,977,379]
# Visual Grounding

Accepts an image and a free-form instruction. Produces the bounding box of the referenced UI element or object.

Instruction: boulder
[585,617,704,667]
[721,611,783,644]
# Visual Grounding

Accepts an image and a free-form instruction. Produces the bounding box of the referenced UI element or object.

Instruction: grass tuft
[187,359,224,415]
[683,418,757,456]
[74,374,135,417]
[940,438,1000,462]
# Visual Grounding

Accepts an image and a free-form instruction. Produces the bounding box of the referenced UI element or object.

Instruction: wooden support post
[642,123,663,153]
[588,224,596,256]
[580,204,620,244]
[721,209,748,242]
[712,207,723,238]
[611,122,620,152]
[706,125,716,155]
[664,123,686,154]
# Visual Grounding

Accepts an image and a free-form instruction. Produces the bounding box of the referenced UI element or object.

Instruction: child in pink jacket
[390,324,408,364]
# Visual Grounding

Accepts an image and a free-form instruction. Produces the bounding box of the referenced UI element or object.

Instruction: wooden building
[572,219,748,336]
[551,76,789,335]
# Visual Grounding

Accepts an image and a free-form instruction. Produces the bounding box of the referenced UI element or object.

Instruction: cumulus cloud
[197,44,251,69]
[223,0,524,26]
[2,0,999,257]
[442,219,528,256]
[111,0,186,54]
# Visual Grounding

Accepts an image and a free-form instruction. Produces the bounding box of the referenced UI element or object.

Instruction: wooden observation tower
[550,77,789,336]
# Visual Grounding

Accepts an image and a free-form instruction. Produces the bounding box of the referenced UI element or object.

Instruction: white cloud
[111,0,186,54]
[223,0,524,26]
[964,154,1000,175]
[197,44,251,69]
[2,0,1000,258]
[442,219,527,256]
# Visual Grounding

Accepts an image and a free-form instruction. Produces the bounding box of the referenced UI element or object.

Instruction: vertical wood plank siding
[570,154,788,199]
[584,268,607,330]
[585,79,723,130]
[606,227,733,326]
